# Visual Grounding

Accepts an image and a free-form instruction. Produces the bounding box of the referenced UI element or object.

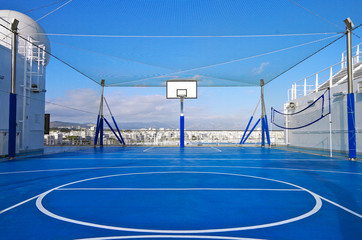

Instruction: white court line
[75,235,266,240]
[35,171,323,234]
[0,165,361,175]
[211,147,222,152]
[1,171,360,221]
[317,195,362,218]
[57,187,303,191]
[143,147,154,152]
[29,157,345,161]
[0,194,40,214]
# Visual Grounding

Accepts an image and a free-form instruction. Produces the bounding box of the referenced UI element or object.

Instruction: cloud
[45,88,252,129]
[253,62,270,75]
[45,88,100,123]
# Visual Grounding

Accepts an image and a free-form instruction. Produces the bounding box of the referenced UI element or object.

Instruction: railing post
[304,78,307,96]
[356,44,360,63]
[341,52,345,68]
[292,83,296,100]
[329,67,333,88]
[288,89,290,101]
[315,74,319,92]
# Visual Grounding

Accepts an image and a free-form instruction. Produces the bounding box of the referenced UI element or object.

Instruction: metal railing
[288,43,361,101]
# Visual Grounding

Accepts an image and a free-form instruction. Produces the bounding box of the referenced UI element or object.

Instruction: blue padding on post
[112,116,125,145]
[242,118,260,144]
[264,115,271,145]
[94,115,100,146]
[347,93,356,159]
[240,116,253,144]
[8,93,17,158]
[180,115,184,148]
[104,118,123,145]
[99,118,104,147]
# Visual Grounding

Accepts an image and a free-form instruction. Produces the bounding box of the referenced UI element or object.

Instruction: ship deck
[0,146,361,240]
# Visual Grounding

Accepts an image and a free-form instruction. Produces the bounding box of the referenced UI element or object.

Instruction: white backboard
[166,80,197,99]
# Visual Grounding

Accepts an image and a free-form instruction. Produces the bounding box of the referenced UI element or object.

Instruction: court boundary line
[75,235,266,240]
[19,157,346,162]
[57,187,303,191]
[75,234,267,240]
[0,165,361,175]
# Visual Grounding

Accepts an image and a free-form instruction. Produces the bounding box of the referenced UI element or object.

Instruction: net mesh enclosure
[9,0,348,87]
[271,89,331,130]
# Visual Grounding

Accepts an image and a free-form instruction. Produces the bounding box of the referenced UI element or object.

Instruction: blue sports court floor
[0,146,361,240]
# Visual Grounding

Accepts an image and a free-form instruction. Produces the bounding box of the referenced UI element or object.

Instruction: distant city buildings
[45,125,285,146]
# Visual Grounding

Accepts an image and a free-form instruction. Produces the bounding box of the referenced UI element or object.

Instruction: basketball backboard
[166,80,197,99]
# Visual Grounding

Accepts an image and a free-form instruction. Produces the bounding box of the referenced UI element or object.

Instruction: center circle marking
[36,171,322,233]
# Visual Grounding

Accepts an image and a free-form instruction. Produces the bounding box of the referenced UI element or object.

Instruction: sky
[1,0,362,130]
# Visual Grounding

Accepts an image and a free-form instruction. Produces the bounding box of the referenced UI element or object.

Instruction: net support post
[100,80,105,147]
[180,97,184,148]
[112,116,125,145]
[260,79,270,147]
[242,118,260,144]
[240,116,253,144]
[94,80,105,147]
[344,18,357,160]
[104,118,123,145]
[93,114,100,146]
[8,19,19,159]
[261,117,265,146]
[264,115,271,146]
[104,96,125,145]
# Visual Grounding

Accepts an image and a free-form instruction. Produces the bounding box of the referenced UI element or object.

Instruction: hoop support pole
[180,97,184,148]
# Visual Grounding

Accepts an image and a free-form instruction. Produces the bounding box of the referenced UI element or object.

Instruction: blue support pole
[93,114,100,146]
[99,117,104,147]
[8,19,19,159]
[261,116,265,147]
[242,118,260,144]
[240,116,253,144]
[104,118,123,145]
[180,115,184,148]
[344,18,357,160]
[264,115,271,145]
[347,93,356,159]
[8,93,17,158]
[112,116,125,145]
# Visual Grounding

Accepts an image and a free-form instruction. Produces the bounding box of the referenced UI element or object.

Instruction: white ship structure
[0,10,50,156]
[282,43,361,155]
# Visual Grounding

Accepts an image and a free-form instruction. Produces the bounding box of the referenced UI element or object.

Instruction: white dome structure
[0,10,51,156]
[0,10,50,65]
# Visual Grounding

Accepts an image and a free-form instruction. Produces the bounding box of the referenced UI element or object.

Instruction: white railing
[341,43,361,68]
[289,43,361,101]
